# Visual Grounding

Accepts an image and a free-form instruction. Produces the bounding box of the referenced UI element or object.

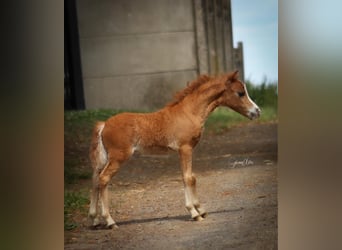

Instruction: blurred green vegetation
[245,79,278,109]
[205,105,277,133]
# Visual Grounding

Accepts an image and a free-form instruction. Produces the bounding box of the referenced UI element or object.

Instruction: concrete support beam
[193,0,209,75]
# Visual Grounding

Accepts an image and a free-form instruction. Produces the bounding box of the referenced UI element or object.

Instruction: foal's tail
[89,121,108,177]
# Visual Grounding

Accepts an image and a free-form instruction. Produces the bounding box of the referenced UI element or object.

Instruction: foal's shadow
[89,207,243,230]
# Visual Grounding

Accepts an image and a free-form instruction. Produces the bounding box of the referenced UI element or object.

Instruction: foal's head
[219,70,261,120]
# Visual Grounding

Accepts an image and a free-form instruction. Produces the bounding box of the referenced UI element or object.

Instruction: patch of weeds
[64,191,89,231]
[64,168,92,184]
[64,109,146,134]
[258,106,278,122]
[64,157,92,184]
[64,109,119,148]
[205,107,247,133]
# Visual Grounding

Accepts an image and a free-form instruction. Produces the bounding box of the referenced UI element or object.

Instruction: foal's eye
[238,92,245,97]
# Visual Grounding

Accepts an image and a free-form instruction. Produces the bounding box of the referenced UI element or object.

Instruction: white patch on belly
[167,140,179,150]
[132,146,139,154]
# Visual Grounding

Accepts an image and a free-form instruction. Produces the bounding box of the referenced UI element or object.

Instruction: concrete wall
[76,0,242,110]
[77,0,197,110]
[201,0,235,75]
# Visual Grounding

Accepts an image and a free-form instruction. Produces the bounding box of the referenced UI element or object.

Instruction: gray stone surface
[77,0,193,37]
[83,70,197,110]
[75,0,242,109]
[79,32,196,78]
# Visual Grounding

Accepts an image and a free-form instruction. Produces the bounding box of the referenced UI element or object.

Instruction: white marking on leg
[89,172,100,224]
[188,177,207,217]
[184,186,200,219]
[89,190,98,218]
[100,186,116,227]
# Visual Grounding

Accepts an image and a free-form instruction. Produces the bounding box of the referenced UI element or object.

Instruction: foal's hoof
[90,223,104,230]
[89,219,101,230]
[107,223,119,229]
[200,212,208,218]
[194,215,204,221]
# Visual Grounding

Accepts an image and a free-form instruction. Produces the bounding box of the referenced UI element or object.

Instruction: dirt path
[65,122,277,249]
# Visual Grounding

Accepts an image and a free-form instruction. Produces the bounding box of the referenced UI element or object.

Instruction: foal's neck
[181,82,226,126]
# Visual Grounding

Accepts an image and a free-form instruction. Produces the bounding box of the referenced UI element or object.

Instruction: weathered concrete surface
[76,0,244,109]
[77,0,194,37]
[76,0,198,109]
[79,32,196,78]
[83,70,197,110]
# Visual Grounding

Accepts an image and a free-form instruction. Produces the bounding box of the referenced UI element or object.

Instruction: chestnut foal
[89,70,260,228]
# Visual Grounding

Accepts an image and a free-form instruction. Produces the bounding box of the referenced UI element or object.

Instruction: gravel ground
[65,122,277,250]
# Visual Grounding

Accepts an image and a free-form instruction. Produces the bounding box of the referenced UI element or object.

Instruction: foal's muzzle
[248,106,261,120]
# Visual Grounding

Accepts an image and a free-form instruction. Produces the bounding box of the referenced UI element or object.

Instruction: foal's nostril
[248,106,261,119]
[253,107,261,118]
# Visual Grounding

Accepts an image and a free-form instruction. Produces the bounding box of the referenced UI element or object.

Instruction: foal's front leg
[179,145,207,221]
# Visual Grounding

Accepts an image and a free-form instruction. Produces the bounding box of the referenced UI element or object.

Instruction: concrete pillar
[223,0,234,72]
[193,0,209,75]
[234,41,245,82]
[201,0,235,76]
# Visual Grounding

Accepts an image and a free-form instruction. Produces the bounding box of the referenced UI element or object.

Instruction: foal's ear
[230,70,239,80]
[226,70,239,84]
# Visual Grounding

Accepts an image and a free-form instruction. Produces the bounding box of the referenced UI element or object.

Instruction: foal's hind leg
[89,172,101,226]
[89,157,107,227]
[98,160,121,228]
[98,147,133,228]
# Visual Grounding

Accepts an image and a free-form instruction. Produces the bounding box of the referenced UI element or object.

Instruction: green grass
[257,106,278,122]
[64,109,146,146]
[64,109,122,185]
[64,191,89,230]
[64,109,119,137]
[64,160,92,184]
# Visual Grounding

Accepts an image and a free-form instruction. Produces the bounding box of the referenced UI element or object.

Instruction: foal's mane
[167,74,212,107]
